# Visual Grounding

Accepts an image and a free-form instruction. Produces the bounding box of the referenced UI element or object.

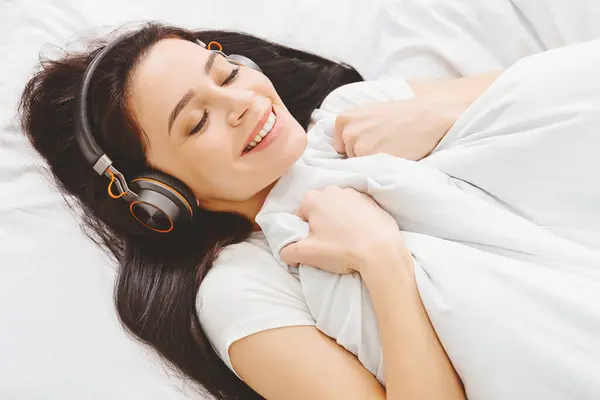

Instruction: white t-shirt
[196,79,414,376]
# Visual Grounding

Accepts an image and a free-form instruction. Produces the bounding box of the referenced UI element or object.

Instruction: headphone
[74,34,263,233]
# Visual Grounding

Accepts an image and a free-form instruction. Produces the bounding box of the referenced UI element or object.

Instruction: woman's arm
[408,70,504,100]
[229,247,463,400]
[278,186,465,399]
[358,246,464,399]
[230,325,387,399]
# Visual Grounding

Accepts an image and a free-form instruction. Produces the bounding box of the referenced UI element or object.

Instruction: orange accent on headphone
[207,41,223,52]
[130,177,194,217]
[129,201,174,233]
[107,169,127,199]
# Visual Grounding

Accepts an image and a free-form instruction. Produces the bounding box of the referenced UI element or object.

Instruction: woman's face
[128,38,307,212]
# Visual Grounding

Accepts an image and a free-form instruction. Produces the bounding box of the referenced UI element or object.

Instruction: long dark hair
[19,22,363,399]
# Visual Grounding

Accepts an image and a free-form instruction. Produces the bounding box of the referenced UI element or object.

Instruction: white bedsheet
[2,1,600,398]
[256,39,600,400]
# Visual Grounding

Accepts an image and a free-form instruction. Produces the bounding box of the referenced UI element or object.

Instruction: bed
[1,0,599,398]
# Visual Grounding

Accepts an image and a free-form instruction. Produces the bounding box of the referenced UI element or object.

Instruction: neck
[248,182,276,231]
[200,181,277,231]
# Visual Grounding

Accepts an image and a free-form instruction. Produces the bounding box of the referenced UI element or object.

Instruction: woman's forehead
[129,40,210,112]
[134,38,209,81]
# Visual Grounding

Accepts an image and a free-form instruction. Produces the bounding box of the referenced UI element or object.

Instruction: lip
[242,106,282,156]
[241,105,273,155]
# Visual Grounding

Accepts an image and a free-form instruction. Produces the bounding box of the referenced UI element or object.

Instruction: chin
[271,131,306,177]
[289,127,309,158]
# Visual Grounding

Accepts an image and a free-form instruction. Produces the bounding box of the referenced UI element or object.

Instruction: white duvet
[255,39,600,399]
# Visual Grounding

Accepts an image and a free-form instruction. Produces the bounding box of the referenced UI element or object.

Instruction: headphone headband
[75,35,129,175]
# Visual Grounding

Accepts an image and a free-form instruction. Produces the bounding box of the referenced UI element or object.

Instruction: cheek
[182,137,248,199]
[255,74,280,100]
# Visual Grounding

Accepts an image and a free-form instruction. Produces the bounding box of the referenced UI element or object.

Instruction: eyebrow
[167,52,218,134]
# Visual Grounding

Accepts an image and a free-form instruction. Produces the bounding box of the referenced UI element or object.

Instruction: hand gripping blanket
[255,39,600,400]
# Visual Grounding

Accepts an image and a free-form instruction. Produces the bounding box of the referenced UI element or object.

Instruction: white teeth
[244,110,277,153]
[260,112,276,134]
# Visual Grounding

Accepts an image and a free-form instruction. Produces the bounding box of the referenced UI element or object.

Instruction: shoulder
[196,238,315,372]
[319,78,415,115]
[197,239,304,307]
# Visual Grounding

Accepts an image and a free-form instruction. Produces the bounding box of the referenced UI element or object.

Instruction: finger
[280,238,327,268]
[345,140,356,158]
[280,242,301,267]
[333,115,348,154]
[296,189,322,221]
[324,185,343,194]
[294,204,309,223]
[353,140,369,157]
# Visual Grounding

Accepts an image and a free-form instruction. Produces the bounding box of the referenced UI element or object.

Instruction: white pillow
[511,0,600,49]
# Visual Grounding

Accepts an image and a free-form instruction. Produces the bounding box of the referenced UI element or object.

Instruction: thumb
[333,115,349,154]
[280,238,327,268]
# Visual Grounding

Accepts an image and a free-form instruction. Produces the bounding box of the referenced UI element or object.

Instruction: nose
[217,87,254,127]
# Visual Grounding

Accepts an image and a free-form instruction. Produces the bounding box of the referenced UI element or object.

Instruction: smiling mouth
[242,107,277,154]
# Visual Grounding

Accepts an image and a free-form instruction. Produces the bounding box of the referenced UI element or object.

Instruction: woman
[19,22,500,399]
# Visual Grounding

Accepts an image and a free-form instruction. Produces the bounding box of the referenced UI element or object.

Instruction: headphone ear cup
[128,171,196,233]
[227,54,263,73]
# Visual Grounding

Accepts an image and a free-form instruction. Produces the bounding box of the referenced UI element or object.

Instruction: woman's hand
[334,70,503,160]
[280,187,464,400]
[279,186,409,275]
[334,97,455,159]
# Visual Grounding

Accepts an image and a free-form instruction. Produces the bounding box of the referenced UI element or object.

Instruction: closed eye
[185,66,240,138]
[188,110,209,137]
[221,66,240,86]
